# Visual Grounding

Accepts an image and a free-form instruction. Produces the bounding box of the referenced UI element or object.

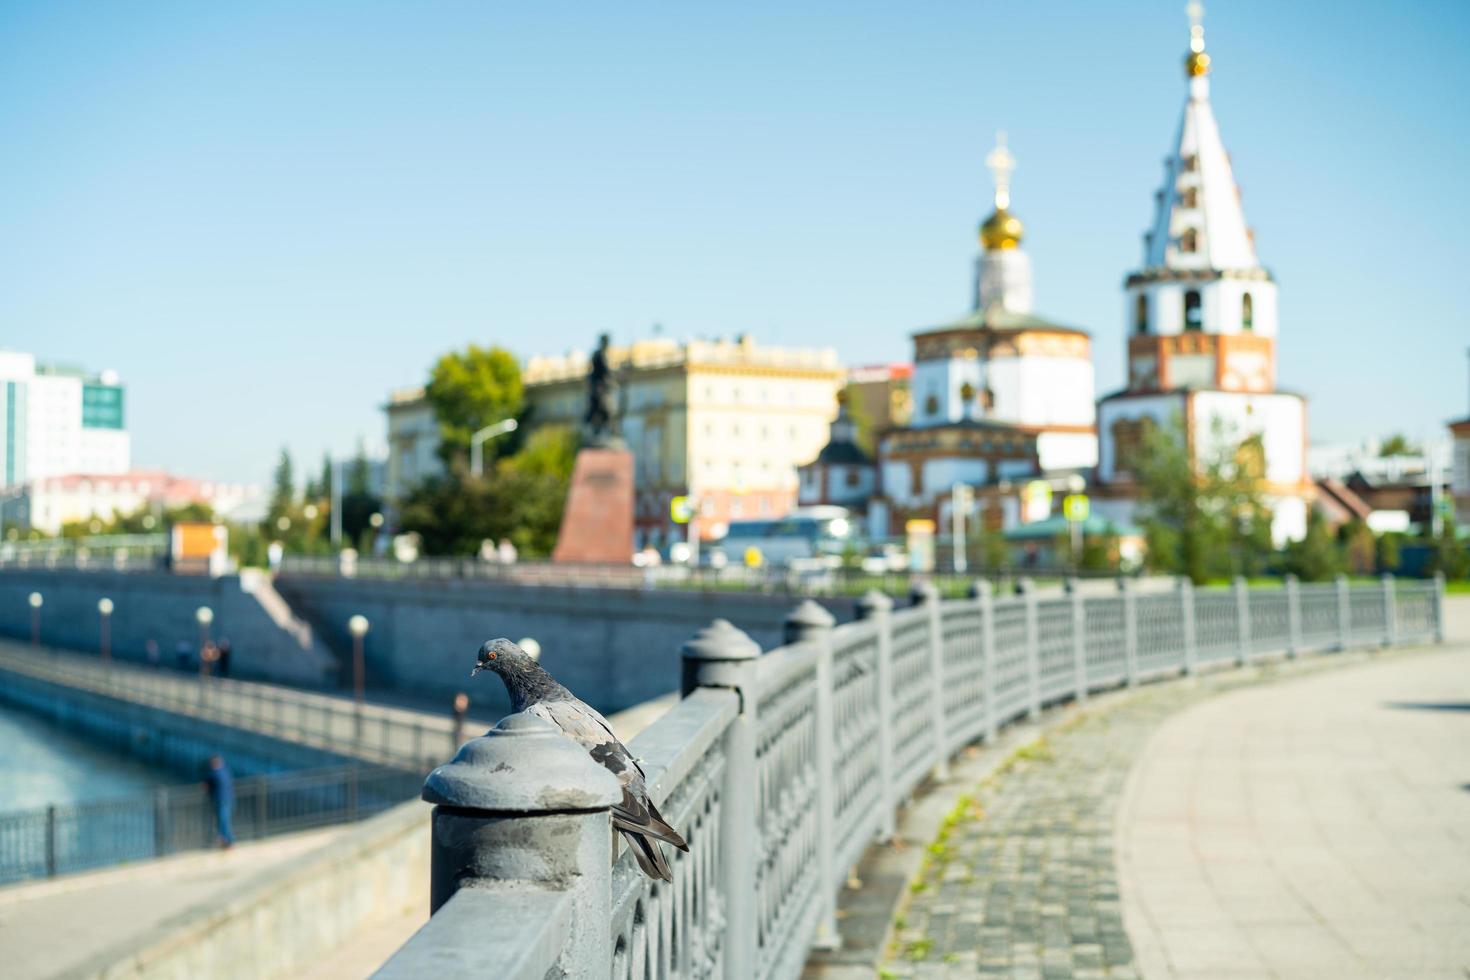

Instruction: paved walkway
[879,644,1468,979]
[0,826,344,979]
[1119,649,1470,979]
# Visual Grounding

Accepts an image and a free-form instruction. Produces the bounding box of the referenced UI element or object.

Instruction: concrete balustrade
[375,575,1446,979]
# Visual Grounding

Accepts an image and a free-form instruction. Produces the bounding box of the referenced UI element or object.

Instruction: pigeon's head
[471,637,534,679]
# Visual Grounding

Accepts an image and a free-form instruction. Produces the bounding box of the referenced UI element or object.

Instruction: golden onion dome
[980,207,1024,250]
[1185,49,1211,77]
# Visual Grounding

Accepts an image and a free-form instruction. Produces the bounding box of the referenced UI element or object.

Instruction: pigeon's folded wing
[527,698,687,850]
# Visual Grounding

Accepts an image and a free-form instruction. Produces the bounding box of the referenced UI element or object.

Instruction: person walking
[217,638,232,678]
[202,755,235,848]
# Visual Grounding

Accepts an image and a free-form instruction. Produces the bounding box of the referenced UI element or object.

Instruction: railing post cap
[1115,576,1132,592]
[1284,573,1299,585]
[1014,576,1035,595]
[681,618,761,662]
[856,588,894,615]
[967,579,990,599]
[1232,575,1248,587]
[909,580,940,604]
[784,598,836,631]
[421,711,620,812]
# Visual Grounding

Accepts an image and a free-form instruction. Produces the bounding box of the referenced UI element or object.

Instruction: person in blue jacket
[202,755,235,848]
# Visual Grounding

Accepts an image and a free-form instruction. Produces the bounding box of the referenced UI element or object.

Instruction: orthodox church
[802,135,1098,537]
[803,4,1310,549]
[1092,3,1311,543]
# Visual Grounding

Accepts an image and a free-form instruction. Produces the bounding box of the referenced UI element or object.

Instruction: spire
[974,131,1033,313]
[1185,1,1211,79]
[979,131,1023,250]
[1138,3,1258,273]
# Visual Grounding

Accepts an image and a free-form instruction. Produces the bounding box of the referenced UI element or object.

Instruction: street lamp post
[348,614,369,738]
[470,419,519,478]
[97,597,114,665]
[27,592,42,647]
[195,606,214,677]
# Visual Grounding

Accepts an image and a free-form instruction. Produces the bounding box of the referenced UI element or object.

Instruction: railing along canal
[380,574,1444,979]
[0,644,473,773]
[0,763,420,885]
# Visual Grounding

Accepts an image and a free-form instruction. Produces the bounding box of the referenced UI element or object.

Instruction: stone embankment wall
[276,574,858,714]
[0,569,337,687]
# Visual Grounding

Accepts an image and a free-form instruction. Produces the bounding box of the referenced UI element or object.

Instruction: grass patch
[905,937,934,961]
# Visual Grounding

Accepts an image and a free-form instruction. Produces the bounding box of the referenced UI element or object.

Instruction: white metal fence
[380,574,1444,979]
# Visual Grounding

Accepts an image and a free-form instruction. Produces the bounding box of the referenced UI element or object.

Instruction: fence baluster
[45,805,57,877]
[682,619,762,980]
[1433,573,1446,643]
[154,787,169,857]
[1120,578,1139,687]
[857,591,897,841]
[910,583,949,781]
[1336,574,1351,651]
[1067,578,1088,702]
[1179,577,1197,675]
[785,600,840,950]
[1285,574,1302,657]
[978,583,999,743]
[1382,574,1397,647]
[1018,578,1041,721]
[1234,576,1251,667]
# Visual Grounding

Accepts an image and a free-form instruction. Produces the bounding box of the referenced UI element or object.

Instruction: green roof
[916,306,1088,337]
[1003,514,1141,542]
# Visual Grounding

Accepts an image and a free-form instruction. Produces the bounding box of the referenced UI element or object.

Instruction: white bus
[709,506,855,568]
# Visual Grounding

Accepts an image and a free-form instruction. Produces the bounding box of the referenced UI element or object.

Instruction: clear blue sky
[3,1,1467,485]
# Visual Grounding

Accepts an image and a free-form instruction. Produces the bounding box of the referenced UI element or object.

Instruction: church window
[1181,154,1199,173]
[1180,187,1199,208]
[1180,228,1198,253]
[1183,290,1203,331]
[1111,416,1156,477]
[1134,294,1149,334]
[924,393,939,416]
[1241,293,1254,330]
[845,468,861,487]
[982,387,995,410]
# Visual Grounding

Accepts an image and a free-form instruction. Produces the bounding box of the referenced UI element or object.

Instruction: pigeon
[471,637,688,881]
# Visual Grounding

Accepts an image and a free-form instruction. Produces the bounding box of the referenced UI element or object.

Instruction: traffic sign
[1063,494,1090,523]
[670,496,693,524]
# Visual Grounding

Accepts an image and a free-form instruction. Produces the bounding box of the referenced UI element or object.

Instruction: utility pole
[331,455,343,549]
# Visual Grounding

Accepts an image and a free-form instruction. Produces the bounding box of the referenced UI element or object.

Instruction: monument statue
[584,333,620,447]
[554,332,634,563]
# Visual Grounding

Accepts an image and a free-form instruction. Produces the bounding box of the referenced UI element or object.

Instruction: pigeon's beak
[470,662,486,678]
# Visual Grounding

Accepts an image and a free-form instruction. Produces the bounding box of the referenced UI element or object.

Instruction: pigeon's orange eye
[487,652,497,660]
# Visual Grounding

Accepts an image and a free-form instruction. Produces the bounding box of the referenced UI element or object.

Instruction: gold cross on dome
[985,131,1015,210]
[1187,1,1206,52]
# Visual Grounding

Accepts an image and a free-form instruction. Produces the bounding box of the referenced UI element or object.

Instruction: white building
[0,350,130,487]
[1093,7,1311,544]
[0,470,264,536]
[384,385,443,508]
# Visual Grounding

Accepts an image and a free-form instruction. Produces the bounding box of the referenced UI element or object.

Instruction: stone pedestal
[552,447,634,564]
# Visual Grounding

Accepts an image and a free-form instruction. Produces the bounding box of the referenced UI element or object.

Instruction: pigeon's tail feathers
[614,797,687,852]
[622,829,673,882]
[646,798,689,852]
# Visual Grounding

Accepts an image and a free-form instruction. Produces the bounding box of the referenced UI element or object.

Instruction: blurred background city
[0,1,1467,978]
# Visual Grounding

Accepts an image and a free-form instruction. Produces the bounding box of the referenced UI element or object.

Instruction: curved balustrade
[382,574,1444,980]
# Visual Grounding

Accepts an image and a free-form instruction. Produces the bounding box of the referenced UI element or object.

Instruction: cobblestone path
[878,666,1291,980]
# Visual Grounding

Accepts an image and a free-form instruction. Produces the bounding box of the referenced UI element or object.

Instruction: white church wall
[880,460,918,508]
[1266,494,1308,544]
[922,458,990,498]
[989,357,1094,427]
[1191,391,1306,486]
[1097,393,1185,483]
[1037,431,1099,472]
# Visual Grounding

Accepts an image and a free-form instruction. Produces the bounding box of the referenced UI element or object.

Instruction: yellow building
[524,335,844,549]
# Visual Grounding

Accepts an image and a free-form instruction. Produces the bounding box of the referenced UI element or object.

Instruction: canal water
[0,704,175,814]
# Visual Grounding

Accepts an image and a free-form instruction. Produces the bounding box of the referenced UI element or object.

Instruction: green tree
[1377,433,1418,458]
[1284,509,1345,581]
[1423,518,1469,580]
[268,447,295,522]
[337,445,384,546]
[1376,531,1402,573]
[425,345,525,466]
[1133,416,1273,584]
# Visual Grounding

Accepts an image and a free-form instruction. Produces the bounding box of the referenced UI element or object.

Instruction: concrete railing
[380,574,1444,979]
[0,644,482,772]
